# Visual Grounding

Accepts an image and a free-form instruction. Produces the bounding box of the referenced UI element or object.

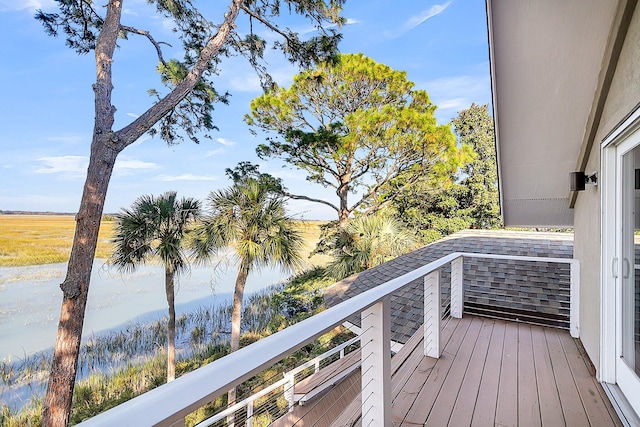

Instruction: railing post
[361,298,391,427]
[246,401,253,427]
[451,256,464,319]
[283,373,295,412]
[424,268,441,358]
[570,260,580,338]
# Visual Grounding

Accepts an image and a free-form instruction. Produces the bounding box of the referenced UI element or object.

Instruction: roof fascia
[569,0,638,208]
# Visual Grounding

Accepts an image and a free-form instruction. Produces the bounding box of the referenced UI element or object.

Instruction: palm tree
[110,191,200,382]
[326,212,418,279]
[193,178,304,413]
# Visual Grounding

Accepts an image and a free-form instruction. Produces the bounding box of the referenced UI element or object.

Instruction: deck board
[390,316,461,423]
[425,316,483,425]
[280,315,622,427]
[448,317,493,427]
[557,330,624,427]
[294,348,360,396]
[530,325,564,426]
[518,323,542,427]
[543,326,590,427]
[398,315,473,425]
[471,318,505,427]
[495,320,519,427]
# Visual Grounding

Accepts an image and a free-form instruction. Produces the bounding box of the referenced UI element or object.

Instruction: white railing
[76,252,579,427]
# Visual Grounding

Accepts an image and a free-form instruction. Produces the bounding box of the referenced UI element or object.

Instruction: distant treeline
[0,211,120,217]
[0,210,76,216]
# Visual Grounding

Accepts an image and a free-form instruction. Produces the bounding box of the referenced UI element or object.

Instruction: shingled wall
[324,230,574,344]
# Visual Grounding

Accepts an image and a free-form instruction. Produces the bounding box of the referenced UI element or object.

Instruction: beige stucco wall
[573,3,640,374]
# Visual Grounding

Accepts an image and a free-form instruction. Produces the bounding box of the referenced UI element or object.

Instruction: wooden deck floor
[277,315,623,426]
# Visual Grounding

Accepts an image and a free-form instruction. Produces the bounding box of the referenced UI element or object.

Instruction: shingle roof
[324,229,574,344]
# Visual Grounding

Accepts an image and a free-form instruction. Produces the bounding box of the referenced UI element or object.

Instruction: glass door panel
[622,147,640,376]
[618,144,640,410]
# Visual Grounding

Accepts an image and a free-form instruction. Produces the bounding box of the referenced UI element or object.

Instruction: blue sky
[0,0,491,220]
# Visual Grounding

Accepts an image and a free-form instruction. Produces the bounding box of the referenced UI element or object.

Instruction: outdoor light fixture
[570,171,598,191]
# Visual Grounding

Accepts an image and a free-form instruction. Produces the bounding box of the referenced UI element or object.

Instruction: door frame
[601,106,640,392]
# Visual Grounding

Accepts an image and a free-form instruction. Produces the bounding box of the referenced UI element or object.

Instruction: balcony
[76,231,622,427]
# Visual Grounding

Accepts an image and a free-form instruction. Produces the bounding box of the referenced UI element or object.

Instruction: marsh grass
[0,215,115,266]
[0,267,344,426]
[0,215,327,267]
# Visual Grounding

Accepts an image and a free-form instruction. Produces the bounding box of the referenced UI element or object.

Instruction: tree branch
[117,0,244,148]
[120,25,170,66]
[284,192,339,212]
[240,4,296,46]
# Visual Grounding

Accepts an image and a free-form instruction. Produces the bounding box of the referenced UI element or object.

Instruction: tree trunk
[227,258,250,426]
[165,266,176,382]
[42,141,119,427]
[337,177,350,229]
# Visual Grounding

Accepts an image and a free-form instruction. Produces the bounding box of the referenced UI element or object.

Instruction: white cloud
[225,65,296,93]
[419,73,491,120]
[227,74,263,93]
[437,98,469,112]
[131,134,151,147]
[34,155,158,177]
[216,137,236,146]
[405,2,451,30]
[425,74,489,95]
[297,17,359,35]
[155,173,217,182]
[0,0,56,12]
[161,18,175,32]
[205,148,224,157]
[114,157,158,174]
[35,156,88,175]
[385,2,451,39]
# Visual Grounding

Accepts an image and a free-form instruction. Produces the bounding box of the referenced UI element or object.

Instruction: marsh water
[0,257,286,361]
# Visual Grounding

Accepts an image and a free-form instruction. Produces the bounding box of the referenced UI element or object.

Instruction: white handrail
[75,252,578,427]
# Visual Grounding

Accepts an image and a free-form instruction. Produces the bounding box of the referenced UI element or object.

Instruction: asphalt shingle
[324,229,574,344]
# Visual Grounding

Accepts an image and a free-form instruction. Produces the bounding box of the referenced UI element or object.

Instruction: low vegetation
[0,215,114,266]
[0,215,328,268]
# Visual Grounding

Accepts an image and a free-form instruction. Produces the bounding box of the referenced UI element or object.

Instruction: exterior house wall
[573,3,640,374]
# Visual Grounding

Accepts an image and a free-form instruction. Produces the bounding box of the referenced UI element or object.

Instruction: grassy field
[0,215,115,267]
[0,215,329,268]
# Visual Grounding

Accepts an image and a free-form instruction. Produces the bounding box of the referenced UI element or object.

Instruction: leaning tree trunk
[165,267,176,382]
[42,141,119,426]
[41,1,244,424]
[227,258,250,426]
[42,2,123,425]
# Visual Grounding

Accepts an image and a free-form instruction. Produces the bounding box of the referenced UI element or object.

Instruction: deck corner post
[570,260,580,338]
[424,268,442,358]
[451,256,464,318]
[361,297,391,427]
